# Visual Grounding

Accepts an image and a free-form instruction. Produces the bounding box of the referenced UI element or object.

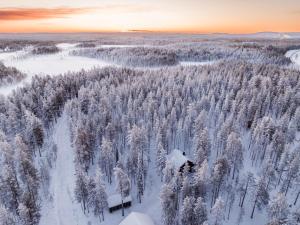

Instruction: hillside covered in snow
[0,34,299,225]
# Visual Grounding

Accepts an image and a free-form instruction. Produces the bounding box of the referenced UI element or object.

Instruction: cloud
[0,4,156,21]
[0,7,93,20]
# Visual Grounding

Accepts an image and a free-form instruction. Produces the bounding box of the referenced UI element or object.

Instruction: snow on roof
[166,149,189,170]
[119,212,155,225]
[108,194,132,208]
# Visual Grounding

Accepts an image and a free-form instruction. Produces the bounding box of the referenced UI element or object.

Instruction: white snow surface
[40,113,88,225]
[179,61,216,66]
[0,43,111,96]
[119,212,156,225]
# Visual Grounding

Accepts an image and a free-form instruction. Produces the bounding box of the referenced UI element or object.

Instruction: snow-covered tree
[250,177,269,219]
[210,197,225,225]
[194,159,209,198]
[194,128,211,166]
[0,205,15,225]
[160,183,177,225]
[75,169,89,213]
[114,166,130,216]
[224,132,243,179]
[268,193,289,224]
[156,142,167,180]
[99,137,114,183]
[89,170,108,222]
[180,196,195,225]
[194,197,207,225]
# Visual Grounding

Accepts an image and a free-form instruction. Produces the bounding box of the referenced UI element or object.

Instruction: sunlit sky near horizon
[0,0,300,33]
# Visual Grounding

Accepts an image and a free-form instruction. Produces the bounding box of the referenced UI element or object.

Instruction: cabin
[108,194,132,213]
[119,212,156,225]
[167,149,195,173]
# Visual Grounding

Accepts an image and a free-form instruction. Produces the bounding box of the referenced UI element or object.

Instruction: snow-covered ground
[40,111,162,225]
[0,44,112,96]
[40,113,89,225]
[179,61,216,66]
[286,49,300,68]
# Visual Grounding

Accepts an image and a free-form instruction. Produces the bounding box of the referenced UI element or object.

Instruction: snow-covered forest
[0,62,26,86]
[0,34,300,225]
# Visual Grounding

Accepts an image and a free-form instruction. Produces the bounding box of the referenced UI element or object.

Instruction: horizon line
[0,31,300,35]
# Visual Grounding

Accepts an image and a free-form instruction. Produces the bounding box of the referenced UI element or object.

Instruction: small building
[119,212,155,225]
[167,149,195,173]
[108,194,132,213]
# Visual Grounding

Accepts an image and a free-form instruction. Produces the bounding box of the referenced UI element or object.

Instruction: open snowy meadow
[0,33,300,225]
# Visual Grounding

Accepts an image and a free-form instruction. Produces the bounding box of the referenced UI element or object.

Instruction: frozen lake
[0,44,112,96]
[0,43,215,96]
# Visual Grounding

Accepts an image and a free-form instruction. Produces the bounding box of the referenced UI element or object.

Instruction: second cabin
[108,194,132,213]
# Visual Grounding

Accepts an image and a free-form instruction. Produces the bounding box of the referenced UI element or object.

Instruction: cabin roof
[108,194,132,208]
[166,149,190,170]
[119,212,155,225]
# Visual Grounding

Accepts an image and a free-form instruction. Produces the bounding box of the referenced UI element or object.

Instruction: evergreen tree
[114,166,130,216]
[194,197,207,225]
[180,196,195,225]
[268,193,289,224]
[210,197,225,225]
[160,183,177,225]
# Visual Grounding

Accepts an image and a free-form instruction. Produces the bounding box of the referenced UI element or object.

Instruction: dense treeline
[0,67,127,225]
[76,42,97,48]
[0,37,299,225]
[72,41,295,68]
[31,45,60,55]
[0,41,36,52]
[72,47,179,67]
[0,62,27,86]
[65,61,300,224]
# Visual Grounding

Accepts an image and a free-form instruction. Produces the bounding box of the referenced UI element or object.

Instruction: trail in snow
[40,113,88,225]
[40,112,160,225]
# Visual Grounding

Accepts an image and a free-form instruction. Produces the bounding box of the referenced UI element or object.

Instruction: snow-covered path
[40,112,161,225]
[40,113,87,225]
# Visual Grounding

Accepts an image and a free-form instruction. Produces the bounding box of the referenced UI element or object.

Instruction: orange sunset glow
[0,0,300,33]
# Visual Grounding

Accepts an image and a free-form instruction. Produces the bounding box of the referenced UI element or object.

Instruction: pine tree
[180,196,195,225]
[210,197,225,225]
[114,166,130,216]
[194,128,211,167]
[194,197,207,225]
[95,171,108,222]
[0,205,16,225]
[74,169,89,213]
[99,137,114,183]
[281,152,300,196]
[156,142,167,180]
[250,178,269,219]
[19,191,41,225]
[224,132,243,179]
[211,158,229,206]
[137,155,145,203]
[268,193,289,224]
[194,159,209,198]
[160,183,177,225]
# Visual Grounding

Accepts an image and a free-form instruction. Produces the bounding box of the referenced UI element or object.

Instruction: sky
[0,0,299,33]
